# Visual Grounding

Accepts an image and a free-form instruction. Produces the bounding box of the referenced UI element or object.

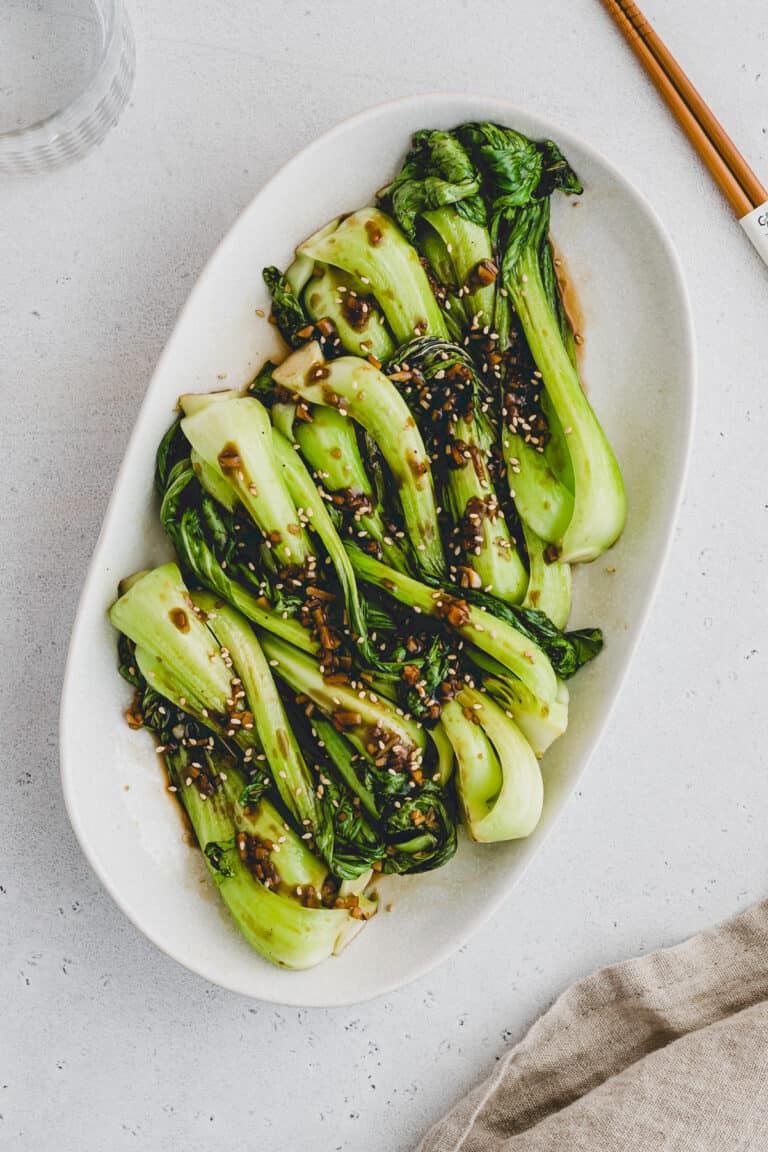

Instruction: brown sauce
[169,607,190,633]
[339,291,374,332]
[218,443,242,474]
[405,449,428,482]
[550,239,587,367]
[365,219,383,246]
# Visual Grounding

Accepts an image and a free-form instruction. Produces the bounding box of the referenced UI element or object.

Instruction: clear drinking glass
[0,0,135,175]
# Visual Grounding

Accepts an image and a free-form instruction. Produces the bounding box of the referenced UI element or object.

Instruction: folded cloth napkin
[416,901,768,1151]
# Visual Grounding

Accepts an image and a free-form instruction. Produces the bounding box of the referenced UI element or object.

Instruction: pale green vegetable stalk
[256,631,427,766]
[291,405,410,572]
[441,687,543,841]
[456,121,626,562]
[178,392,377,656]
[302,264,395,362]
[298,207,448,346]
[346,546,558,706]
[521,522,572,630]
[467,647,570,760]
[389,337,527,603]
[269,425,372,648]
[109,563,233,718]
[378,128,496,326]
[422,206,496,326]
[170,753,370,969]
[109,564,332,859]
[180,396,313,570]
[190,590,328,834]
[273,341,446,580]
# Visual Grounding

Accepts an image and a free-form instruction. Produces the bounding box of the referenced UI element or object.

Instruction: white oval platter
[60,94,695,1006]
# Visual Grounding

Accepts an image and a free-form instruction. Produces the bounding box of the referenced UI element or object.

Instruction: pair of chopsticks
[600,0,768,260]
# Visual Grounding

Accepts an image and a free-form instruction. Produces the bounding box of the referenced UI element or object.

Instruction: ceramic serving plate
[60,94,695,1006]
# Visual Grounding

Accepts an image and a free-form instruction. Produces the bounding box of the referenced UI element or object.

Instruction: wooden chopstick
[600,0,766,218]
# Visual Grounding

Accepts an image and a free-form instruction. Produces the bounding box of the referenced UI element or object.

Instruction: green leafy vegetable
[379,128,486,240]
[452,585,603,680]
[297,207,448,347]
[291,404,410,572]
[389,336,527,603]
[263,266,311,348]
[379,129,495,325]
[116,645,373,968]
[273,341,446,581]
[346,544,558,705]
[457,121,626,562]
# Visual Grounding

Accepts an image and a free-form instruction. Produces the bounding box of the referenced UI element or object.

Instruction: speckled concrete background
[2,2,768,1149]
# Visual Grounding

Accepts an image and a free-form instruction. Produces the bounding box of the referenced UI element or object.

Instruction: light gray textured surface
[2,2,767,1149]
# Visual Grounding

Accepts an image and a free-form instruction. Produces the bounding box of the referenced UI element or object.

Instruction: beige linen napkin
[417,902,768,1151]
